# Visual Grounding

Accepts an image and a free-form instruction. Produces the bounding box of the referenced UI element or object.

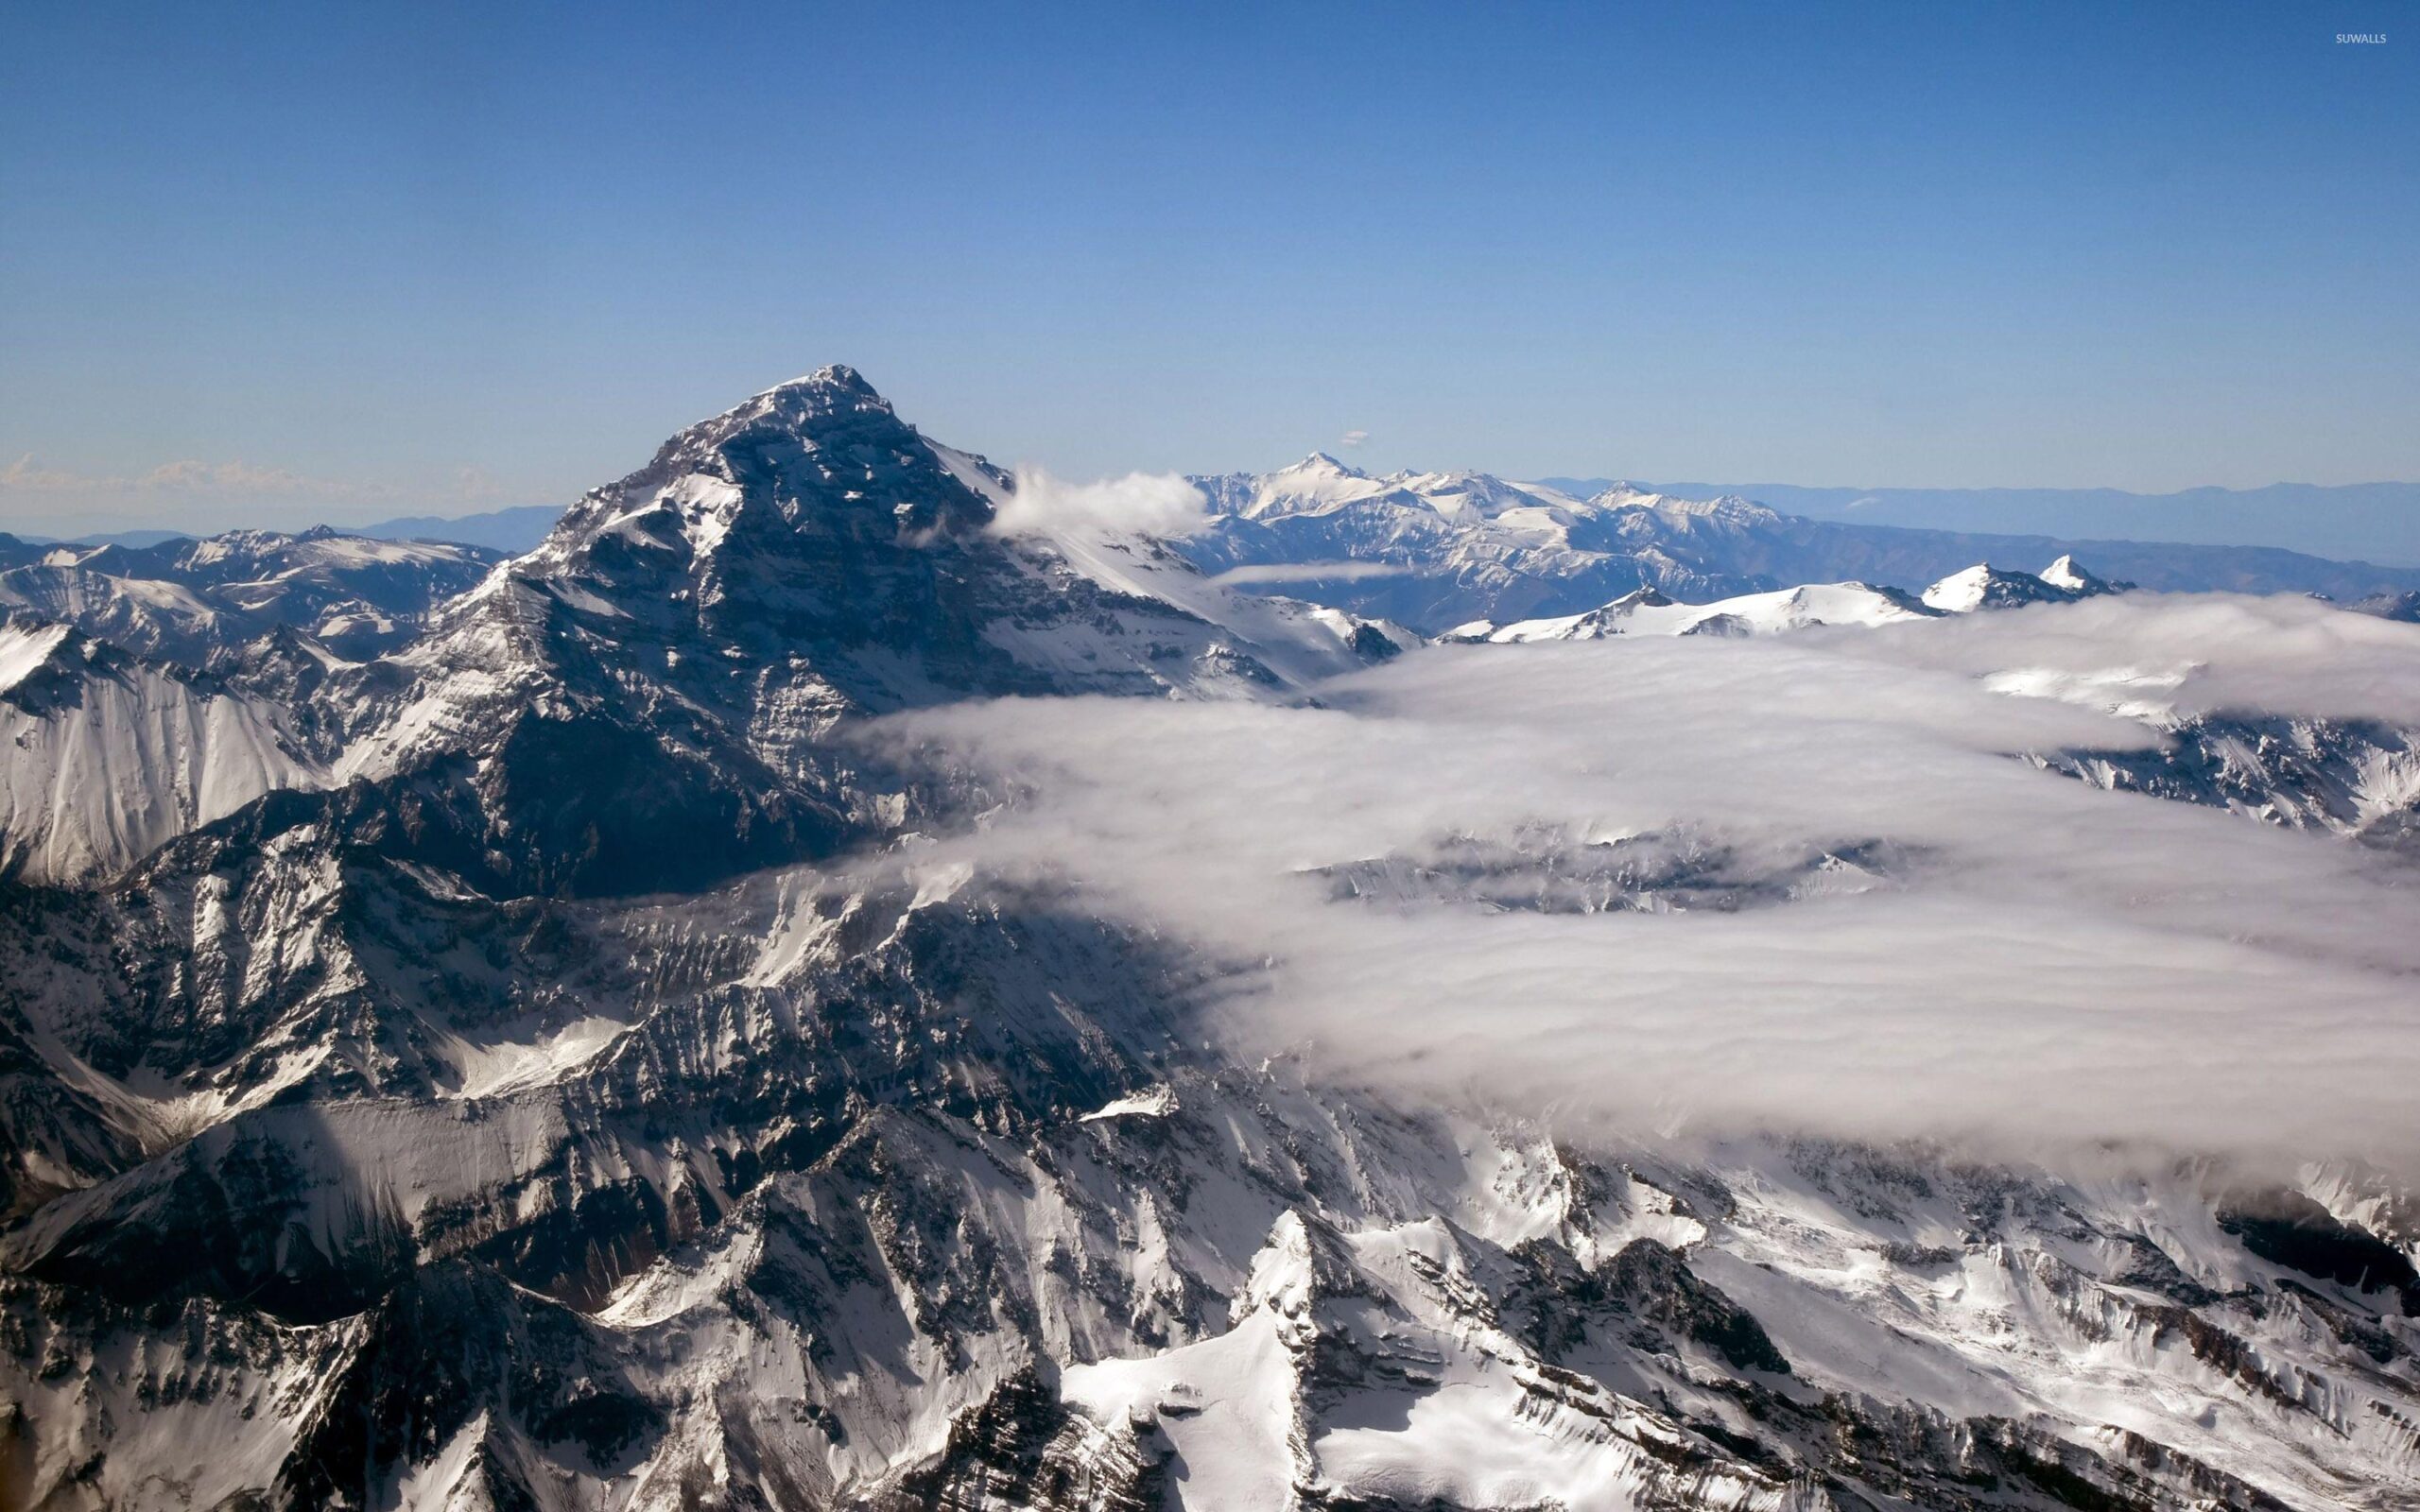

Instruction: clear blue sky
[1,1,2412,534]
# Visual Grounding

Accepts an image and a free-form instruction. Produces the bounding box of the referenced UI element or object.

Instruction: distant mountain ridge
[1183,456,2420,633]
[0,525,495,662]
[354,503,565,552]
[27,474,2420,621]
[1541,477,2420,568]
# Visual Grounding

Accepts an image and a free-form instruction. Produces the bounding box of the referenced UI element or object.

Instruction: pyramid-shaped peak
[644,365,918,472]
[508,366,1001,579]
[759,364,882,401]
[1282,451,1368,477]
[683,366,901,443]
[2042,554,2105,592]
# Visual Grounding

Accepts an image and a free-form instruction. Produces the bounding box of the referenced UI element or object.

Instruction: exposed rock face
[2351,590,2420,624]
[3,373,2417,1511]
[2043,712,2420,847]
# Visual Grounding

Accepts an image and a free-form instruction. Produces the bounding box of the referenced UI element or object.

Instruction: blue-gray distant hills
[1545,478,2420,567]
[354,502,565,553]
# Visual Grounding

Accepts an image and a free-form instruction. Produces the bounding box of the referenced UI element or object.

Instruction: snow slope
[1457,558,2123,643]
[1450,581,1937,642]
[0,622,322,882]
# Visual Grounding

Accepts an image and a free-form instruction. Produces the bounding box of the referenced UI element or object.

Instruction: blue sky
[1,1,2411,533]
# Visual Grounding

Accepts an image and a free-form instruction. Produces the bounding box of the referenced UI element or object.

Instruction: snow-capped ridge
[0,525,494,664]
[1919,556,2131,613]
[0,620,74,696]
[1457,578,1935,643]
[1922,562,2066,612]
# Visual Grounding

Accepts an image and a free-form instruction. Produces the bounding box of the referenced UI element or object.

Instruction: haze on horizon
[2,1,2412,542]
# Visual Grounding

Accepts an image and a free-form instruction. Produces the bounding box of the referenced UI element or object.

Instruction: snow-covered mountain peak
[506,366,1003,582]
[1288,450,1361,477]
[338,371,1403,816]
[2043,552,2110,593]
[1225,452,1387,519]
[756,361,880,400]
[1921,561,2069,612]
[1921,557,2127,612]
[1916,551,2129,610]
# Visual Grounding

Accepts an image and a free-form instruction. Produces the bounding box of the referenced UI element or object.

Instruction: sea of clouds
[867,593,2420,1173]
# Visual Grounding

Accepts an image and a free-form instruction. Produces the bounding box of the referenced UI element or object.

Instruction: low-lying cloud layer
[872,593,2420,1173]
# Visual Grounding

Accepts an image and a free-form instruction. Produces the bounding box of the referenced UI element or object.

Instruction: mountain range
[28,470,2420,635]
[4,369,2419,1511]
[1541,480,2420,570]
[335,479,2420,581]
[1183,456,2420,634]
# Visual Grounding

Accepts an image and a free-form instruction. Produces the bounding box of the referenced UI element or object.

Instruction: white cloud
[1208,560,1412,585]
[1340,429,1370,448]
[987,467,1210,541]
[452,465,510,504]
[0,453,396,501]
[0,455,96,492]
[863,593,2420,1176]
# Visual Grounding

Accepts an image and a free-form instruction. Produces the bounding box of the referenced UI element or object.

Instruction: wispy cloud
[0,455,95,492]
[987,467,1210,541]
[1340,429,1370,448]
[1207,560,1413,585]
[868,593,2420,1175]
[451,466,510,504]
[1,453,399,501]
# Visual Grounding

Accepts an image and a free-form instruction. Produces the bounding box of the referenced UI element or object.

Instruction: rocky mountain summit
[4,372,2418,1511]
